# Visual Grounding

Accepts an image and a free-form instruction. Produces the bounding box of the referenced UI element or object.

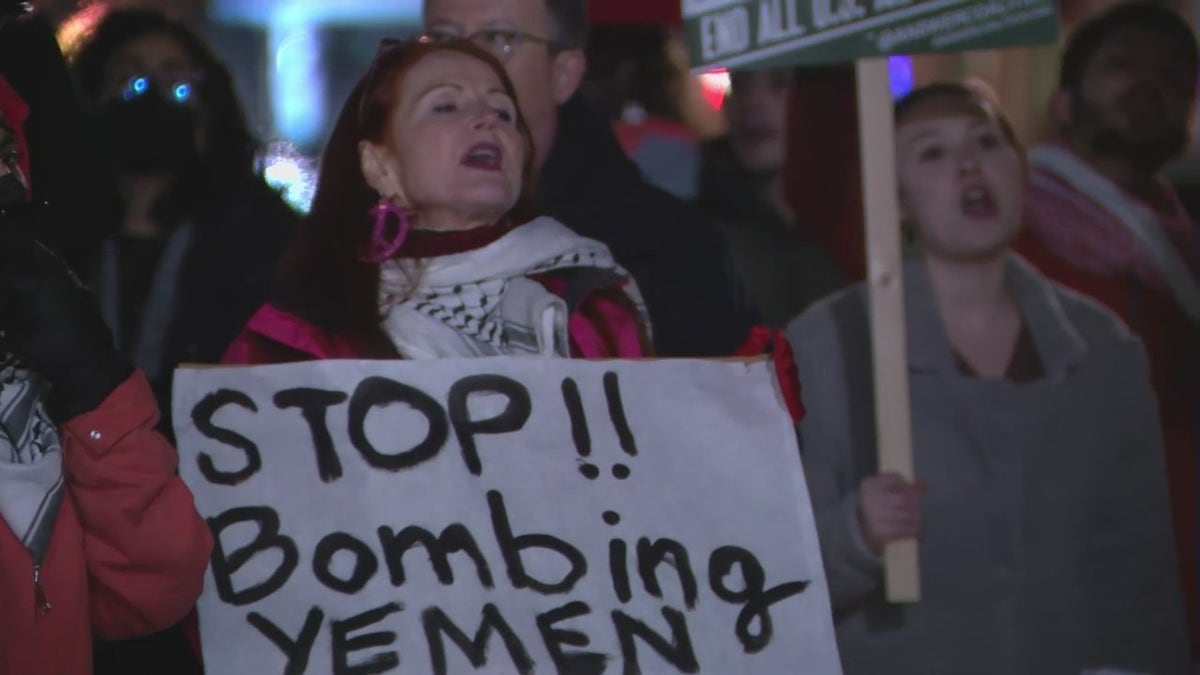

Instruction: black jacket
[88,176,296,675]
[699,136,848,328]
[88,175,298,408]
[538,95,758,357]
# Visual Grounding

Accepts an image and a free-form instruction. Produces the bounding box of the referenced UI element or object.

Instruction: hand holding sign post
[683,0,1061,603]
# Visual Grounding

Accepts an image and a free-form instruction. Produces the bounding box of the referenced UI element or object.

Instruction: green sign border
[685,0,1060,71]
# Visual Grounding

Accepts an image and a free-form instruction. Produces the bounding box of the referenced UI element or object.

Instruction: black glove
[0,229,131,422]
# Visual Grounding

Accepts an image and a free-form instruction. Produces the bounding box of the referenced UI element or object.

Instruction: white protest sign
[172,357,840,674]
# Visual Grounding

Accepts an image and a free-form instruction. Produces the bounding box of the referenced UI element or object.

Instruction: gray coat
[787,256,1189,675]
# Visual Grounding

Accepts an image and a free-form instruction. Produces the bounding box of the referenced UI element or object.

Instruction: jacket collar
[904,254,1087,381]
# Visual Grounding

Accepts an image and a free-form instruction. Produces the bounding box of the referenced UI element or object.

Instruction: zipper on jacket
[33,564,51,615]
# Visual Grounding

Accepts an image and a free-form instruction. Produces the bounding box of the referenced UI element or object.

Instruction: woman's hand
[857,473,926,555]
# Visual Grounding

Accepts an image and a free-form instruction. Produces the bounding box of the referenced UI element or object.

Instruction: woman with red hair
[226,37,650,365]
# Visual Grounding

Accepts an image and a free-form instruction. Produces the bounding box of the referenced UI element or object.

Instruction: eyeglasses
[421,29,555,62]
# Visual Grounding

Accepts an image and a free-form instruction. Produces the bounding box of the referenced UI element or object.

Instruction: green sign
[684,0,1060,70]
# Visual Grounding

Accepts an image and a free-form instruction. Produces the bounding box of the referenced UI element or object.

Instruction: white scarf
[378,217,648,359]
[0,353,64,565]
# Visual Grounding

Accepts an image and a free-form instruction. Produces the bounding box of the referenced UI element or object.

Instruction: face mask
[0,173,26,205]
[99,87,200,174]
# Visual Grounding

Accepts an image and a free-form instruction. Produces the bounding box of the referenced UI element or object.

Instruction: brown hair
[272,38,538,356]
[894,81,1022,152]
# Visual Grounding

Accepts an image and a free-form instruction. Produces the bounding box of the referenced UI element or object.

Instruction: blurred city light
[260,140,318,214]
[699,68,731,111]
[269,21,323,147]
[889,55,914,99]
[213,0,420,148]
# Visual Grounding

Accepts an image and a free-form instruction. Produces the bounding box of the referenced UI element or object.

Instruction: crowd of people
[0,0,1195,673]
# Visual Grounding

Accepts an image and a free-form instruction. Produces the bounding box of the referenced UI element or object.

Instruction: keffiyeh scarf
[0,80,63,566]
[0,353,64,566]
[1026,144,1200,324]
[379,216,649,359]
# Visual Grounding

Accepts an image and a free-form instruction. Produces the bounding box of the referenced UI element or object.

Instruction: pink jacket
[224,281,649,364]
[0,372,213,675]
[222,303,805,427]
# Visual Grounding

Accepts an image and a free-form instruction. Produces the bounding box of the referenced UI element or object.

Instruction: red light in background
[698,68,730,111]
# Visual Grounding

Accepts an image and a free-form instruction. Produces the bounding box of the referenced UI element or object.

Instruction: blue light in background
[213,0,422,25]
[212,1,423,211]
[213,0,422,148]
[889,55,914,99]
[270,22,324,148]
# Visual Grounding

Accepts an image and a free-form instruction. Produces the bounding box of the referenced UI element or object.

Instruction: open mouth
[461,142,502,171]
[960,183,998,219]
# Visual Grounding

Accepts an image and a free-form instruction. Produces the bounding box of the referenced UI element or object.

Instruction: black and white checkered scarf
[378,217,649,359]
[0,353,64,565]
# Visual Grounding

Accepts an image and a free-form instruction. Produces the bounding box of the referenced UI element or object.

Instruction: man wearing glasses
[423,0,760,358]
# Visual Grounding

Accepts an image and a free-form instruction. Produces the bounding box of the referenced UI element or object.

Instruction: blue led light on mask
[172,82,193,104]
[122,76,150,102]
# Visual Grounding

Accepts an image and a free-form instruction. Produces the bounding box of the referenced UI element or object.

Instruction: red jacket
[224,281,652,365]
[223,303,804,424]
[0,371,213,675]
[1018,160,1200,651]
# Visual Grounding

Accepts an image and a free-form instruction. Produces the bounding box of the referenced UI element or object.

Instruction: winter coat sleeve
[222,304,355,364]
[786,298,884,614]
[730,326,805,424]
[566,286,651,359]
[58,370,212,641]
[1080,333,1191,673]
[221,328,279,365]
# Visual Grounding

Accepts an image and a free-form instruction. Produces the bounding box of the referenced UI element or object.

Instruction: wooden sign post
[855,57,918,602]
[683,0,1062,604]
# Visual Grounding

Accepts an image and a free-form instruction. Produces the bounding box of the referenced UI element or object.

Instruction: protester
[225,37,651,364]
[699,67,847,327]
[421,0,758,357]
[0,189,211,675]
[1015,1,1199,642]
[1,9,211,671]
[789,83,1189,673]
[585,25,709,201]
[64,6,297,403]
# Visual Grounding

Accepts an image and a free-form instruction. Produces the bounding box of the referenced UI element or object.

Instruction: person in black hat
[0,7,212,675]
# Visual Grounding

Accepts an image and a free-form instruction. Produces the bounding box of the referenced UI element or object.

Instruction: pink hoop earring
[362,199,411,263]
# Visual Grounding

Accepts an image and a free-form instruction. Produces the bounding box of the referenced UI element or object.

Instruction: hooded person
[0,13,212,674]
[63,6,298,409]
